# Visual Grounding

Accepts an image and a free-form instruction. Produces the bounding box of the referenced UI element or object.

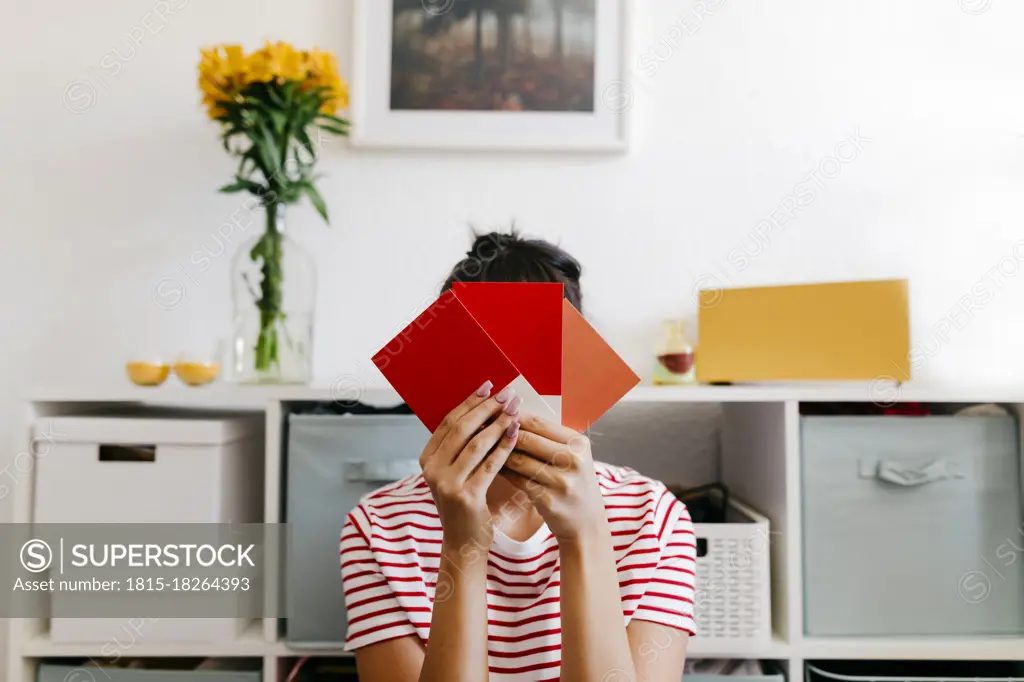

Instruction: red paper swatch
[372,291,520,432]
[452,282,563,395]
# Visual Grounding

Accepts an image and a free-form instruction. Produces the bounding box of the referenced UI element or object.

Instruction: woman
[342,232,697,682]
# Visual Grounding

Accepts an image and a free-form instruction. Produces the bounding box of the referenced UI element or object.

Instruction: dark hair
[441,230,583,312]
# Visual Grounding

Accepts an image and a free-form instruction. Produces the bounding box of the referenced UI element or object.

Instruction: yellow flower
[319,80,349,115]
[301,48,349,114]
[198,46,232,119]
[245,49,275,84]
[222,44,247,75]
[278,46,307,82]
[197,41,348,119]
[202,96,227,119]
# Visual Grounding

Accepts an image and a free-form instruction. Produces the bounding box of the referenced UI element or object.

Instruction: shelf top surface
[28,381,1024,406]
[20,630,1024,660]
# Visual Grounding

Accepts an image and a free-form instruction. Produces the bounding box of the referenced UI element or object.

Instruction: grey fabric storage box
[37,663,260,682]
[802,415,1024,636]
[688,671,782,675]
[285,413,429,647]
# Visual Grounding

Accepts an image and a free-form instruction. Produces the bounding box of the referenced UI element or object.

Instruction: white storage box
[34,414,264,524]
[692,499,772,649]
[32,413,264,644]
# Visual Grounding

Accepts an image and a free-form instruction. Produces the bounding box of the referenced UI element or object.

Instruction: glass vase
[230,202,316,384]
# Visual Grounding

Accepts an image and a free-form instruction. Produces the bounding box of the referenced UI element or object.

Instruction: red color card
[452,282,563,396]
[372,290,521,432]
[561,299,641,432]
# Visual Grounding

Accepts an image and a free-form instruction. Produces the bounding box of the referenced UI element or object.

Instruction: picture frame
[350,0,631,152]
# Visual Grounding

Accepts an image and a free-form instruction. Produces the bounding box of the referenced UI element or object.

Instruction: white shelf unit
[8,383,1024,682]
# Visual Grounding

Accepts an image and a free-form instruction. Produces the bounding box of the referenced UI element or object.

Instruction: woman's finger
[467,420,520,490]
[498,465,547,502]
[502,449,563,488]
[518,414,582,445]
[450,409,519,480]
[436,384,518,465]
[420,380,494,468]
[511,428,565,465]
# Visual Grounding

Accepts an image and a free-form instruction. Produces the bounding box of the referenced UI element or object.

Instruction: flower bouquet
[198,42,349,383]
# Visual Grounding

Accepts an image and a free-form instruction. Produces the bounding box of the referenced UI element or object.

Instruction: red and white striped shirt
[340,462,697,681]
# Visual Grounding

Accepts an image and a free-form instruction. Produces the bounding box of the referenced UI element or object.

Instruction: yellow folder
[696,279,910,383]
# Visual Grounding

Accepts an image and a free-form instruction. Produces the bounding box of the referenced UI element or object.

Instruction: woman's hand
[419,381,523,549]
[500,415,607,542]
[417,384,523,682]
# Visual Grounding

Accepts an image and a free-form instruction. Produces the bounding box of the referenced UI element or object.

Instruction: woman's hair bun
[443,227,584,313]
[468,231,517,257]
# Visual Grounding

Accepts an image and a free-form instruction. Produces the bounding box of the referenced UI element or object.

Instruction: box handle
[346,459,420,483]
[98,444,156,462]
[860,458,963,487]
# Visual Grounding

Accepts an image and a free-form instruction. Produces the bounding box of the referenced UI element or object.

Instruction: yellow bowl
[126,362,170,387]
[173,362,221,387]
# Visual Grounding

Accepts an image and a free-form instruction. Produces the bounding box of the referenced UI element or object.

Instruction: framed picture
[350,0,631,152]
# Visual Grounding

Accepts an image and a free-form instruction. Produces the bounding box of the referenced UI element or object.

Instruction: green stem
[254,203,284,373]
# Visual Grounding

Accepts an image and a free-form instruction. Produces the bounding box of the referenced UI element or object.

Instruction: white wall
[3,0,1024,483]
[4,0,1024,399]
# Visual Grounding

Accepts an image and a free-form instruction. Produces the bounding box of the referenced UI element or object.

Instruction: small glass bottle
[653,319,696,385]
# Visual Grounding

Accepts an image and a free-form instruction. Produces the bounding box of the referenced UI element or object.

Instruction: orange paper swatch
[561,299,640,432]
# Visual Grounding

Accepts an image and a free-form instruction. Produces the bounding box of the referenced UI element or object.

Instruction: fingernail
[494,386,515,404]
[506,421,520,439]
[475,380,493,397]
[505,395,522,416]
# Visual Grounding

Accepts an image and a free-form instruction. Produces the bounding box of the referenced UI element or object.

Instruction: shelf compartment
[21,622,268,658]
